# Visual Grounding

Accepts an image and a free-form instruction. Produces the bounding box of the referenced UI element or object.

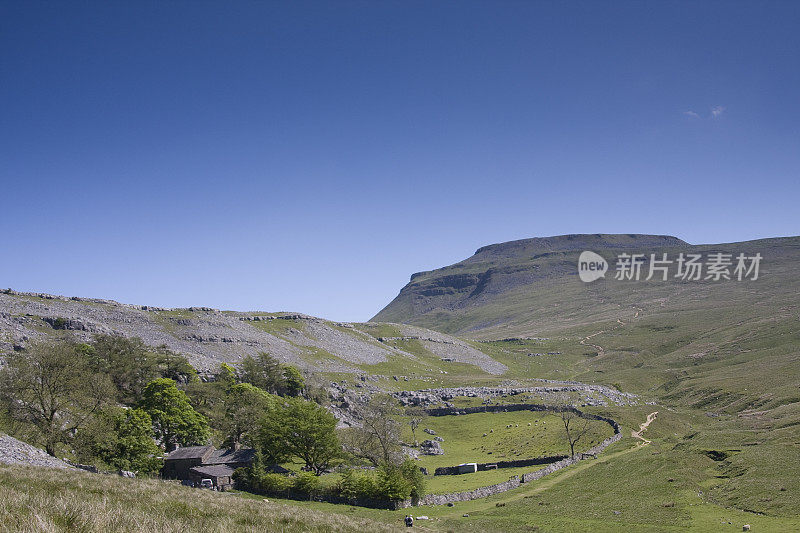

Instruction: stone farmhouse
[162,445,275,490]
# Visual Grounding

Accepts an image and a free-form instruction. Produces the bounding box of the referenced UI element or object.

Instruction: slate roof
[190,464,236,478]
[164,445,214,461]
[205,447,257,465]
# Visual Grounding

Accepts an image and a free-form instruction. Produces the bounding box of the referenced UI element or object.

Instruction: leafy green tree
[238,353,284,394]
[139,378,210,452]
[222,383,276,447]
[152,345,196,383]
[0,340,113,456]
[374,458,425,502]
[400,457,426,500]
[184,379,227,442]
[89,335,195,404]
[216,363,237,391]
[258,398,341,474]
[75,407,163,475]
[292,471,321,499]
[376,464,413,501]
[282,365,305,397]
[338,468,378,500]
[88,335,152,404]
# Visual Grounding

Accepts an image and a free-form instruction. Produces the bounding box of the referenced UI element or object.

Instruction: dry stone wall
[412,403,622,506]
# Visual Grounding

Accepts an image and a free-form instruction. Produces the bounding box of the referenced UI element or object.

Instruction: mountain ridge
[373,233,800,337]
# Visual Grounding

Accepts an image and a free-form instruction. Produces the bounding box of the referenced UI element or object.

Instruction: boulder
[420,440,444,455]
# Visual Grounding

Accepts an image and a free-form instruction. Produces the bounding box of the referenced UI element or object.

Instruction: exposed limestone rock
[0,434,73,469]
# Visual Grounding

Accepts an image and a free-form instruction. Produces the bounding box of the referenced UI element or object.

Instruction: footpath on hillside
[632,411,658,445]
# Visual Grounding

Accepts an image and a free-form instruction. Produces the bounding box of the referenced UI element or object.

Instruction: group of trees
[1,336,427,503]
[0,337,327,476]
[234,392,425,503]
[0,336,211,473]
[238,352,306,397]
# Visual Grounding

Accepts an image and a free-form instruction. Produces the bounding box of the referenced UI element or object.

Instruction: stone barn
[162,445,215,480]
[162,445,257,482]
[189,464,236,491]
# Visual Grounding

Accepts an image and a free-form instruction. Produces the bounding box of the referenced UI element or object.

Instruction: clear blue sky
[2,1,798,321]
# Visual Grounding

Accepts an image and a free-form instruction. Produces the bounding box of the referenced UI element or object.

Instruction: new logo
[578,251,608,283]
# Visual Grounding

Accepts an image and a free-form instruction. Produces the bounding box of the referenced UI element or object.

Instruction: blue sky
[2,1,798,321]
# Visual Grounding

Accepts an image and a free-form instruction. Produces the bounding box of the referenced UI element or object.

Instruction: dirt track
[632,411,658,445]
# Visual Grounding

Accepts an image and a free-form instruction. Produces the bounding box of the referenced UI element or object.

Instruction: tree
[139,378,210,452]
[238,353,284,394]
[88,334,195,405]
[555,397,590,457]
[258,397,341,474]
[184,379,227,437]
[338,468,378,500]
[376,463,412,501]
[222,383,276,447]
[342,394,403,466]
[282,365,305,397]
[216,363,237,392]
[0,340,113,456]
[75,407,162,475]
[400,457,426,500]
[406,406,427,446]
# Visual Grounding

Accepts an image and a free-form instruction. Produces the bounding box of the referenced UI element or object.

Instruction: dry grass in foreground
[0,465,402,533]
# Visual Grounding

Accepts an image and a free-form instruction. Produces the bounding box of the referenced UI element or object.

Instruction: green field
[405,410,613,494]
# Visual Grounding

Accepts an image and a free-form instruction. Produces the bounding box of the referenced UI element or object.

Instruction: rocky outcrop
[393,383,637,408]
[419,440,443,455]
[0,434,73,469]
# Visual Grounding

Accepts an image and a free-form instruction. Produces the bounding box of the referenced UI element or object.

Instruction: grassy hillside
[0,465,403,533]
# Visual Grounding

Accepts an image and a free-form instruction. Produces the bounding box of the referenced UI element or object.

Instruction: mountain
[371,234,800,518]
[372,233,800,338]
[0,290,504,375]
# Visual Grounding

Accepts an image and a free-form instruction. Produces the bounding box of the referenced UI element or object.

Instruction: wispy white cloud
[711,105,725,118]
[683,110,699,118]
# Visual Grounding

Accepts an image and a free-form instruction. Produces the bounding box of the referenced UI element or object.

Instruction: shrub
[400,458,426,499]
[259,473,292,494]
[292,471,321,498]
[375,465,412,501]
[339,468,378,500]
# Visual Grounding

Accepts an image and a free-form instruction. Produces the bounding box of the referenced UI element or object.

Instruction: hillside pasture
[405,410,614,493]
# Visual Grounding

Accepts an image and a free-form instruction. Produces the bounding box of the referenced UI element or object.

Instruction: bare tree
[554,394,590,457]
[406,406,427,446]
[341,394,403,466]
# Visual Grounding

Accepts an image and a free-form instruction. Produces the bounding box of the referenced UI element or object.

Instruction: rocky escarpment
[372,234,689,334]
[0,289,505,374]
[371,233,800,337]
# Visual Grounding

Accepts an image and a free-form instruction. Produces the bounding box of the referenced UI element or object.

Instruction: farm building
[162,444,288,490]
[162,445,254,482]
